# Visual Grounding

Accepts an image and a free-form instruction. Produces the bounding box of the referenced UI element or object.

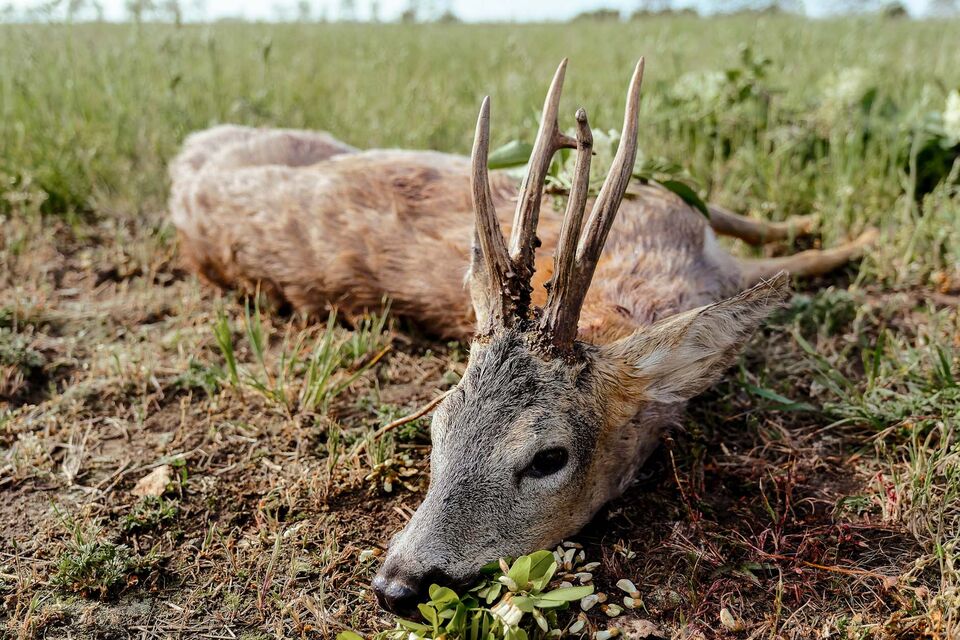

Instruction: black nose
[373,573,420,614]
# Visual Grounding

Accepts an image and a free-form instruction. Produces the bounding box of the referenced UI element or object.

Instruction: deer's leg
[708,204,817,246]
[738,228,879,286]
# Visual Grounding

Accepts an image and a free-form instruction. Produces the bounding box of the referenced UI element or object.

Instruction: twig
[351,389,453,459]
[755,549,894,581]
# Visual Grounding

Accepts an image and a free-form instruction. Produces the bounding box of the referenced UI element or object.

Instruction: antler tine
[576,58,644,270]
[539,108,593,349]
[540,58,645,351]
[507,59,576,316]
[470,95,514,333]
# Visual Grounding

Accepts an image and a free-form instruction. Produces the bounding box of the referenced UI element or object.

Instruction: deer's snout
[372,571,420,614]
[373,559,458,614]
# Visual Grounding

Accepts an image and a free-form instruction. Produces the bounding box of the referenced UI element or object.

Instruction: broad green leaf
[510,596,536,612]
[396,618,431,632]
[429,584,460,608]
[487,140,532,169]
[530,566,557,592]
[538,585,594,603]
[508,554,531,588]
[526,550,555,581]
[470,609,481,640]
[418,603,438,627]
[336,632,364,640]
[485,581,503,604]
[438,607,456,620]
[446,603,467,632]
[505,627,529,640]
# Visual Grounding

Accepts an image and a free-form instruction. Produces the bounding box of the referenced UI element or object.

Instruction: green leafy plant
[52,522,156,599]
[340,550,592,640]
[122,496,179,533]
[487,129,710,219]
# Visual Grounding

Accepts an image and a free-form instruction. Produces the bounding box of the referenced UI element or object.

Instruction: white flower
[822,67,871,108]
[944,89,960,144]
[818,67,873,126]
[672,70,727,105]
[491,596,524,627]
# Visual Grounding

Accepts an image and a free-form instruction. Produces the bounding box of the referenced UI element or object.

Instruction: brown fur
[171,125,741,343]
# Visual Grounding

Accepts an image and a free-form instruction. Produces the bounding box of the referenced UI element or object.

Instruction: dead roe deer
[169,59,877,613]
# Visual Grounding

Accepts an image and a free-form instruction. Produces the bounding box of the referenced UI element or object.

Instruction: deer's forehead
[463,336,579,402]
[437,336,596,444]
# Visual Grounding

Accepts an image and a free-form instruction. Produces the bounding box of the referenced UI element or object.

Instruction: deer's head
[373,60,787,614]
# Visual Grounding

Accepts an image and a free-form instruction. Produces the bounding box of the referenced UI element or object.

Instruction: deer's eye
[524,448,568,479]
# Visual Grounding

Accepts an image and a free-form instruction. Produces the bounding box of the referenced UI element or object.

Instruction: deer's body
[171,125,740,344]
[170,61,877,614]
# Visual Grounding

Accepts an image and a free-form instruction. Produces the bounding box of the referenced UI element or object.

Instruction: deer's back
[170,127,741,341]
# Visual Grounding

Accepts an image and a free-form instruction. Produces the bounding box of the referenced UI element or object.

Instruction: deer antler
[540,58,645,350]
[508,60,578,314]
[469,58,645,348]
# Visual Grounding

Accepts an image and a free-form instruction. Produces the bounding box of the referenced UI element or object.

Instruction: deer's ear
[600,273,789,404]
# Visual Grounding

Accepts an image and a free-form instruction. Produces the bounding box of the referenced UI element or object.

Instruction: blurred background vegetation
[1,3,959,288]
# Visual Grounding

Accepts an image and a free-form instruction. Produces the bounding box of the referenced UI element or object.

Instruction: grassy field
[1,15,959,640]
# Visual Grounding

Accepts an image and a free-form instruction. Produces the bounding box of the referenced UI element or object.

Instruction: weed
[341,550,593,640]
[52,524,155,599]
[122,496,179,533]
[173,357,223,397]
[212,301,390,413]
[0,328,44,372]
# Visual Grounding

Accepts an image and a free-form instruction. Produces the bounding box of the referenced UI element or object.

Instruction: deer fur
[170,129,744,344]
[169,60,874,614]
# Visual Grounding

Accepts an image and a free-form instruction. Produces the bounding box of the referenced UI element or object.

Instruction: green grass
[1,18,958,285]
[51,523,156,599]
[1,14,959,640]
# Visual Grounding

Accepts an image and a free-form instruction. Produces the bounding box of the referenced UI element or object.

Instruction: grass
[0,12,958,640]
[50,520,157,600]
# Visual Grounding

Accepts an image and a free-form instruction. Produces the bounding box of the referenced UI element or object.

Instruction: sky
[4,0,937,21]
